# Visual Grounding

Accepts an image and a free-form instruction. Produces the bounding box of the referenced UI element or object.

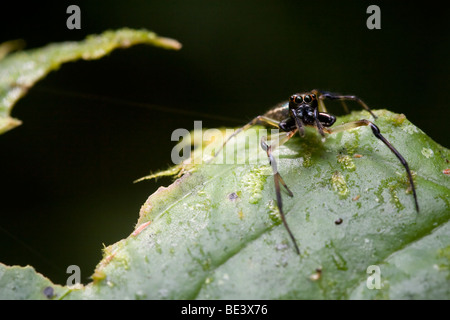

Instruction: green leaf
[0,28,181,135]
[5,107,448,300]
[0,263,68,300]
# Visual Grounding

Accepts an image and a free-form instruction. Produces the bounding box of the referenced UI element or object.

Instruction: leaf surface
[64,110,449,299]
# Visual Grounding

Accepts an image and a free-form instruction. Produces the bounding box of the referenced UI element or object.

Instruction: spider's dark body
[216,90,419,255]
[266,91,336,134]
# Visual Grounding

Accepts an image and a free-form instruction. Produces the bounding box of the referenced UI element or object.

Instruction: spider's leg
[324,120,419,212]
[318,91,377,119]
[261,130,300,254]
[317,98,328,113]
[261,130,296,195]
[313,108,325,137]
[311,89,328,113]
[340,101,350,114]
[211,116,281,161]
[291,110,306,137]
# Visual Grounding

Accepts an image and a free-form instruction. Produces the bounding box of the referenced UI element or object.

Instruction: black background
[0,0,448,285]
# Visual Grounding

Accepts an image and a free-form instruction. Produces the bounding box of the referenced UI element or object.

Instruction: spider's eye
[289,95,295,102]
[294,95,303,104]
[311,94,316,100]
[304,95,312,103]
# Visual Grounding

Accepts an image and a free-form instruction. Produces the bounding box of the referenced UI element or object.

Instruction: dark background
[0,1,448,285]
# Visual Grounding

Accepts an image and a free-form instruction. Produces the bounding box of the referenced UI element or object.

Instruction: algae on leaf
[0,28,181,135]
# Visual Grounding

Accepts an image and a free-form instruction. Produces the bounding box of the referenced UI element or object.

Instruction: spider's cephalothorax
[289,92,320,125]
[281,91,336,137]
[215,90,419,255]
